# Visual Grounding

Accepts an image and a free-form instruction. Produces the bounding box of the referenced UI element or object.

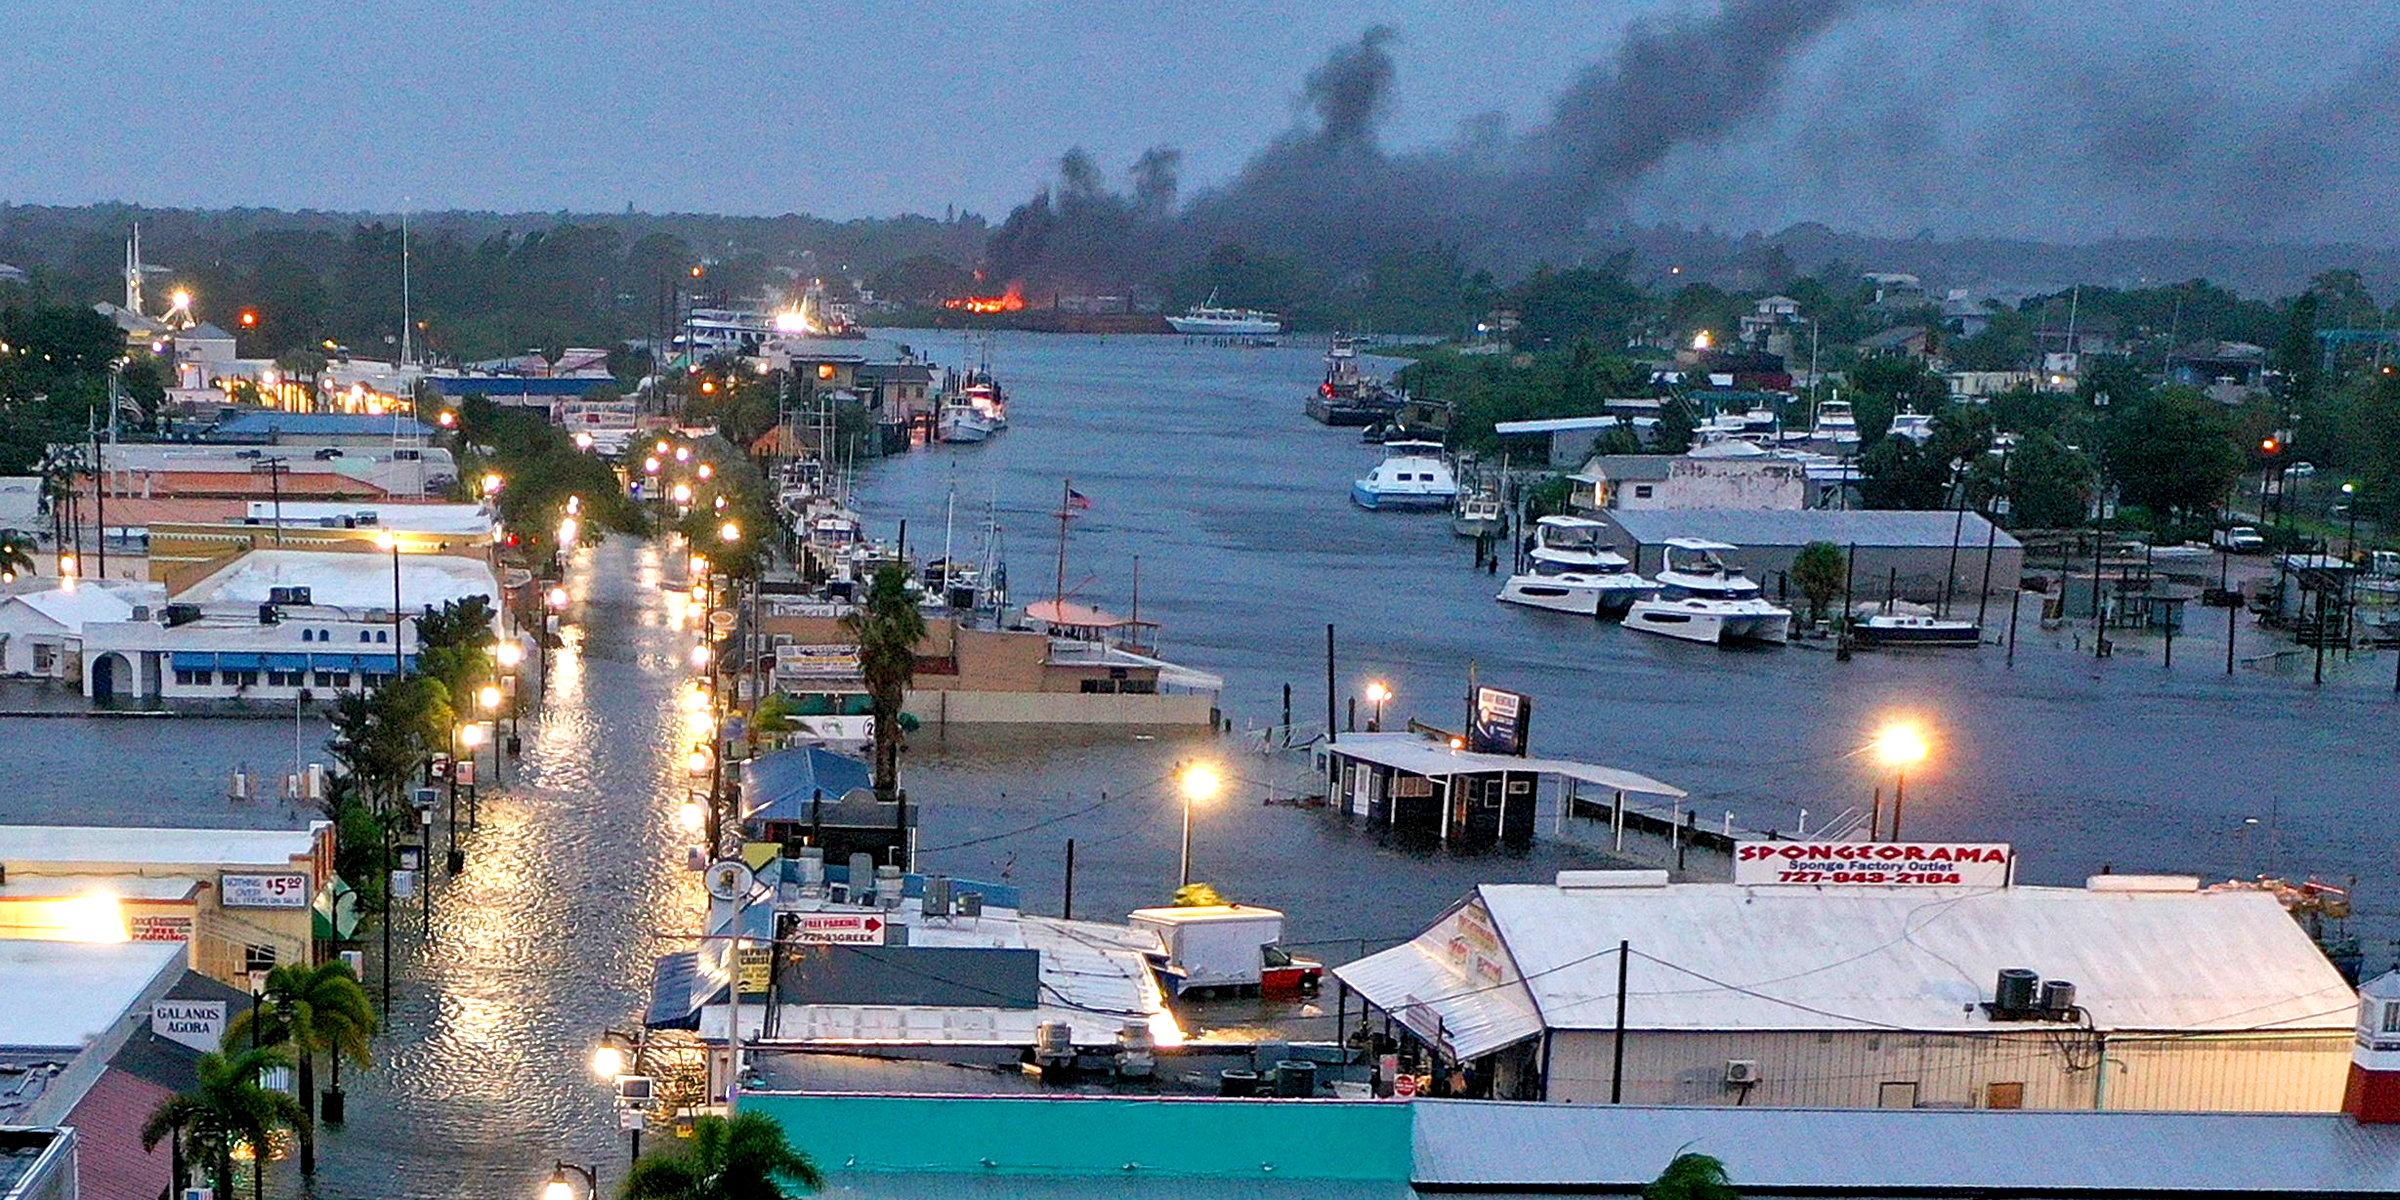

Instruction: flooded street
[0,332,2393,1198]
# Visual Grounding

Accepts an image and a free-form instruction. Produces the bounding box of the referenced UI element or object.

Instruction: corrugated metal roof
[1493,416,1627,434]
[1325,733,1686,799]
[1604,508,2022,551]
[213,412,433,437]
[1332,918,1543,1060]
[1411,1100,2400,1194]
[1464,881,2352,1034]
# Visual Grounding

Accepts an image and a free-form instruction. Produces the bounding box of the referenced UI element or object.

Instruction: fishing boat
[1452,490,1505,539]
[1622,538,1793,645]
[1811,398,1860,448]
[936,395,999,444]
[1167,291,1283,336]
[1351,441,1458,511]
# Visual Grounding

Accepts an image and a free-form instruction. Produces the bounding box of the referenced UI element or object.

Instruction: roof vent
[2085,874,2200,893]
[1557,869,1670,890]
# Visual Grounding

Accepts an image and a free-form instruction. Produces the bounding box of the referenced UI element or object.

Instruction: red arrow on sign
[864,918,881,931]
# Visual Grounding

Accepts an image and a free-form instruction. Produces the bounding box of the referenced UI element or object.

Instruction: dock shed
[1596,508,2023,603]
[1334,872,2355,1110]
[1319,732,1687,851]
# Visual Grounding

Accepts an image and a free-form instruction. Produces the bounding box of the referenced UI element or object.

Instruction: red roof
[64,1067,176,1200]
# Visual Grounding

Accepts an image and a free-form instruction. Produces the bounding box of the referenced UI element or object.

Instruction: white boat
[1351,441,1458,511]
[1812,398,1860,448]
[1168,292,1284,337]
[1499,518,1655,614]
[1623,538,1793,645]
[936,398,998,444]
[1850,604,1981,647]
[1451,491,1505,539]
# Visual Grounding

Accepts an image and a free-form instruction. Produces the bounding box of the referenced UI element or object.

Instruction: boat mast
[1053,477,1071,612]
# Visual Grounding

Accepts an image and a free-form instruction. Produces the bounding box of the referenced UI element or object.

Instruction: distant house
[1738,295,1802,351]
[1948,369,2038,399]
[1941,287,1992,337]
[1568,454,1808,514]
[1858,324,1936,363]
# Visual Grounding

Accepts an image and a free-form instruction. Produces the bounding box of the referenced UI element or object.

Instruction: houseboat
[1351,441,1459,511]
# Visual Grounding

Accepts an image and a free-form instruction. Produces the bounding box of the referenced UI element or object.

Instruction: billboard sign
[1468,686,1532,756]
[220,872,311,909]
[153,1000,227,1052]
[1733,842,2014,888]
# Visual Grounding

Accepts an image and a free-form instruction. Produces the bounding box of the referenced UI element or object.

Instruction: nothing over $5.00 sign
[1733,841,2015,888]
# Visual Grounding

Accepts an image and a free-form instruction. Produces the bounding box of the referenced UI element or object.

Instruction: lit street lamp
[481,472,503,497]
[719,520,741,544]
[1874,724,1930,841]
[1178,763,1220,888]
[543,1161,597,1200]
[1363,680,1392,732]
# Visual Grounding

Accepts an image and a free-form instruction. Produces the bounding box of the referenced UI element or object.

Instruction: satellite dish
[704,859,756,902]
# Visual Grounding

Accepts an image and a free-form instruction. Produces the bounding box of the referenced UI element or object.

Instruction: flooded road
[0,330,2393,1197]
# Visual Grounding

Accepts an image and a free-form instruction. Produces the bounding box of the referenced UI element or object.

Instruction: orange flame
[943,280,1026,314]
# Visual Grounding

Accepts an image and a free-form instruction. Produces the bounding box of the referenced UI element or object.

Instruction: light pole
[497,639,523,752]
[543,1161,597,1200]
[1874,724,1930,841]
[477,683,502,785]
[590,1030,648,1166]
[374,530,404,681]
[1177,763,1220,889]
[1363,680,1391,732]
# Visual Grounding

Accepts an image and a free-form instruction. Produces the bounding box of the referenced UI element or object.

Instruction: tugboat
[1307,334,1400,426]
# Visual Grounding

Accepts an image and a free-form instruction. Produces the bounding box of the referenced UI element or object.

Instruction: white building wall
[1613,460,1808,512]
[1543,1027,2347,1112]
[0,608,74,678]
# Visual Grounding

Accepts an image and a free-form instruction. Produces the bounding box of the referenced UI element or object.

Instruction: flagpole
[1054,478,1070,614]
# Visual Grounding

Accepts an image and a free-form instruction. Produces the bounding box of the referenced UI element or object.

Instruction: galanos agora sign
[1733,842,2015,888]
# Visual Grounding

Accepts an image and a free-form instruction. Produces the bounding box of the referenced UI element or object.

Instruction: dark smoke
[989,1,1869,291]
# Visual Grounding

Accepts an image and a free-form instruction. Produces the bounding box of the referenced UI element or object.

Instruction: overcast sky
[6,1,2394,243]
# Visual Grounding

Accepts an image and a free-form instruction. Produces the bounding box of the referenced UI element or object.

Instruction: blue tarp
[739,746,874,823]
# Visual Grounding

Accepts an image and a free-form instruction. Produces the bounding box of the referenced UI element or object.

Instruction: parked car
[2213,525,2266,552]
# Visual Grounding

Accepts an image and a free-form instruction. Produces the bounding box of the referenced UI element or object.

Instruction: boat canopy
[1535,515,1606,530]
[1022,598,1159,630]
[1661,537,1740,552]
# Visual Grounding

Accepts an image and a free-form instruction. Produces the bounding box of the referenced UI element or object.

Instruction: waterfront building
[77,548,502,705]
[0,584,154,683]
[1592,508,2024,604]
[1568,454,1808,513]
[1334,871,2355,1111]
[0,823,338,989]
[0,939,188,1127]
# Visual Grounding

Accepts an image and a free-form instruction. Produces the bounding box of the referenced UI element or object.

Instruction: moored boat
[1623,538,1793,645]
[1351,441,1459,511]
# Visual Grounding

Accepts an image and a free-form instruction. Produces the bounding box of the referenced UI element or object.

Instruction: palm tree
[838,564,924,800]
[141,1048,307,1200]
[622,1112,824,1200]
[0,532,34,584]
[1644,1151,1739,1200]
[223,960,377,1176]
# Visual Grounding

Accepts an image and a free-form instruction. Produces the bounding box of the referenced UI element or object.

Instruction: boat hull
[1855,623,1981,647]
[1170,317,1283,336]
[1352,483,1457,511]
[1625,602,1792,645]
[1452,516,1505,539]
[1308,396,1393,426]
[937,422,991,444]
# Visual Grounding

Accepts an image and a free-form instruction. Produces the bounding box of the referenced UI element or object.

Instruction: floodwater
[0,330,2393,1198]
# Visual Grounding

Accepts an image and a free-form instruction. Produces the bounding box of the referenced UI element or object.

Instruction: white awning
[1325,733,1685,799]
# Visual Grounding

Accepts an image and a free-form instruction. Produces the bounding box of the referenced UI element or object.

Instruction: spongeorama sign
[1733,841,2014,887]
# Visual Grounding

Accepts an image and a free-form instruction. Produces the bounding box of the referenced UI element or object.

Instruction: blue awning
[644,952,705,1031]
[171,652,217,670]
[214,653,263,670]
[262,653,310,671]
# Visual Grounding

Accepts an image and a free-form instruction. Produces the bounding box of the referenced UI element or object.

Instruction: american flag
[1066,487,1093,510]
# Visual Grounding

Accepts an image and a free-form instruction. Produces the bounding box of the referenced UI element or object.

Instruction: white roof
[1413,1101,2400,1195]
[1334,917,1544,1060]
[1493,416,1626,435]
[7,585,138,631]
[177,549,498,611]
[0,824,321,868]
[0,939,183,1049]
[1340,880,2356,1050]
[1661,536,1740,551]
[0,874,201,901]
[1533,515,1605,530]
[244,501,494,536]
[1325,732,1686,799]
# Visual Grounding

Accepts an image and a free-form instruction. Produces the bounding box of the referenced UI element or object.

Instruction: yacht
[1351,441,1459,511]
[1622,538,1793,645]
[1811,398,1860,448]
[1167,292,1283,337]
[936,397,997,443]
[1497,517,1655,615]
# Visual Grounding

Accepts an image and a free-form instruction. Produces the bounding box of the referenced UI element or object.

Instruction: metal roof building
[1334,872,2355,1112]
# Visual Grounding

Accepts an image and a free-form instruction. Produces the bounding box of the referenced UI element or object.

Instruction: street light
[686,745,711,777]
[1874,724,1929,841]
[642,456,661,476]
[696,463,713,480]
[1178,763,1220,888]
[678,796,706,831]
[478,684,502,713]
[565,494,581,516]
[674,446,690,464]
[481,472,503,497]
[1363,680,1392,731]
[557,516,580,549]
[497,641,524,671]
[719,521,741,544]
[543,1162,597,1200]
[2341,481,2362,560]
[690,644,712,669]
[547,585,568,611]
[574,431,594,450]
[589,1043,627,1080]
[671,482,692,506]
